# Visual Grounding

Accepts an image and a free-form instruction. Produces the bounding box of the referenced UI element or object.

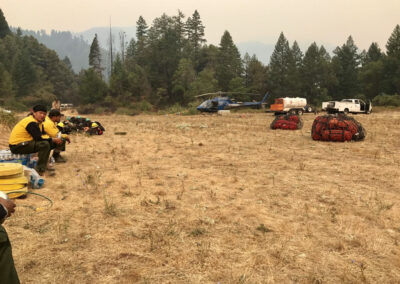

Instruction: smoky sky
[2,0,399,50]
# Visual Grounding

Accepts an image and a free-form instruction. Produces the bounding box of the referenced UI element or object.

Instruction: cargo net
[270,114,303,130]
[311,114,366,142]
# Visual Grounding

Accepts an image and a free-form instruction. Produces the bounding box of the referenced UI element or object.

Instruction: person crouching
[42,109,71,163]
[8,105,63,176]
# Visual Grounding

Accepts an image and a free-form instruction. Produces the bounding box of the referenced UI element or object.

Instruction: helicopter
[196,92,269,112]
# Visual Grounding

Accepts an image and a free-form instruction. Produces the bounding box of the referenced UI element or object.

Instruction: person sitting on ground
[42,109,71,163]
[0,196,19,283]
[8,105,63,176]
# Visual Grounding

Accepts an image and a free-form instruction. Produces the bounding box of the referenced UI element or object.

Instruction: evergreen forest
[0,8,399,113]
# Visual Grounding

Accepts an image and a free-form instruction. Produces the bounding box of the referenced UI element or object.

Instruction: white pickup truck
[322,99,372,114]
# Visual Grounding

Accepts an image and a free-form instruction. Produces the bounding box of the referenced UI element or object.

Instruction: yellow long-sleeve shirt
[9,116,44,145]
[42,117,68,139]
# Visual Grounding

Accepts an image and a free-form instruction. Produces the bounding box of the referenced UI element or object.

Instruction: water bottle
[23,166,45,189]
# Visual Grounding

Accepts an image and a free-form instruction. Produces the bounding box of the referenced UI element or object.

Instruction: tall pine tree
[384,25,400,94]
[215,31,242,91]
[135,16,149,67]
[331,36,360,100]
[300,42,336,105]
[243,53,268,94]
[89,34,102,76]
[0,9,11,39]
[185,10,206,67]
[268,32,295,99]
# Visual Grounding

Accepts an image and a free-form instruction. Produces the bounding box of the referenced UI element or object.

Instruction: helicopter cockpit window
[199,100,213,108]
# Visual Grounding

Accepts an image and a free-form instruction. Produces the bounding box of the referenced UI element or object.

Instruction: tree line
[82,10,400,112]
[0,9,78,110]
[1,8,400,113]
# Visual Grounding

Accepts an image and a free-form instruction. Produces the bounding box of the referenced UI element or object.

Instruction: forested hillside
[12,28,91,73]
[1,8,399,113]
[0,9,78,109]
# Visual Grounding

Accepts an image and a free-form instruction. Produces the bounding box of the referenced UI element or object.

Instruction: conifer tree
[215,30,242,91]
[384,25,400,94]
[365,43,382,63]
[12,50,37,97]
[135,16,148,66]
[145,14,182,104]
[89,34,102,75]
[126,38,136,60]
[173,10,186,50]
[300,42,335,105]
[185,10,206,54]
[172,58,196,104]
[63,56,73,70]
[386,24,400,58]
[243,53,268,94]
[136,16,148,39]
[331,36,360,99]
[269,32,295,98]
[0,64,14,99]
[291,41,303,68]
[0,9,10,39]
[288,41,303,96]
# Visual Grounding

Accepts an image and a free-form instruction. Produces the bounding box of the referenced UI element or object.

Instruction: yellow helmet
[91,122,98,128]
[58,122,65,127]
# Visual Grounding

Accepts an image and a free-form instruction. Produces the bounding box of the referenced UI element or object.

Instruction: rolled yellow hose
[0,163,23,177]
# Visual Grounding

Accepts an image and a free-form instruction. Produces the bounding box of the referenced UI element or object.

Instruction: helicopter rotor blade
[194,91,229,98]
[194,91,261,98]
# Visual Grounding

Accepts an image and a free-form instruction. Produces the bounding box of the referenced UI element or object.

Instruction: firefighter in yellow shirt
[9,105,63,175]
[42,109,71,163]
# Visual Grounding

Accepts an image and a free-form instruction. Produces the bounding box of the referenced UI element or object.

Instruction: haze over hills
[76,26,136,51]
[14,25,338,72]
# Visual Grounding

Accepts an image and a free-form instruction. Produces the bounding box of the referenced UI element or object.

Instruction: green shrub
[4,99,28,112]
[372,93,400,107]
[139,100,152,112]
[94,107,106,114]
[0,111,18,129]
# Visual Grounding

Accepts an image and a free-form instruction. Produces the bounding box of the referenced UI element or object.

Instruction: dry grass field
[2,111,400,283]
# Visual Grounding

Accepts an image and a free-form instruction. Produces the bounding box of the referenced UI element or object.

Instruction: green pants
[10,140,51,172]
[0,225,20,284]
[50,139,66,153]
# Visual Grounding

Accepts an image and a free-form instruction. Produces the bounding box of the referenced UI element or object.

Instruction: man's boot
[53,151,66,163]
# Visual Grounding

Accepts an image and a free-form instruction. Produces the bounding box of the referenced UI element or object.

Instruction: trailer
[270,97,312,115]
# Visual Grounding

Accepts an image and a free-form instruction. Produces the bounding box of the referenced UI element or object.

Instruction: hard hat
[86,118,90,121]
[58,122,65,127]
[91,122,98,128]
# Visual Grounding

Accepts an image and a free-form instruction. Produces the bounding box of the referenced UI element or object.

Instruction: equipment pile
[311,114,366,142]
[59,116,105,136]
[270,114,303,130]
